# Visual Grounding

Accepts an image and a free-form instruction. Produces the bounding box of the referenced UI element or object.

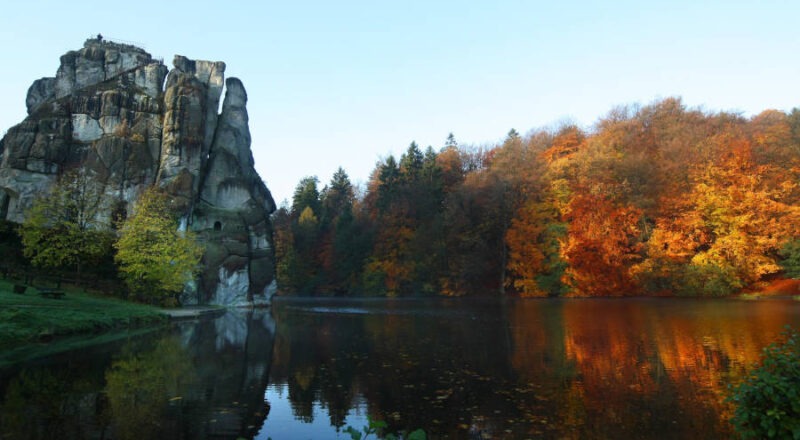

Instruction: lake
[1,297,799,439]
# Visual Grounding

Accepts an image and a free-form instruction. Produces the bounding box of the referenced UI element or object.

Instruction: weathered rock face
[158,55,227,210]
[0,39,275,306]
[0,40,167,223]
[193,77,276,306]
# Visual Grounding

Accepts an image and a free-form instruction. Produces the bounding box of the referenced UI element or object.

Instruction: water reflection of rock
[0,309,276,440]
[155,309,276,439]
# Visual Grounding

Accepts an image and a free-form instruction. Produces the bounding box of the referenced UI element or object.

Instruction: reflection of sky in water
[256,384,369,440]
[287,304,483,320]
[298,307,371,315]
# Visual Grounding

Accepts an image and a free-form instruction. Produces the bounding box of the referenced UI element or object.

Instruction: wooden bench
[13,284,27,294]
[37,288,65,299]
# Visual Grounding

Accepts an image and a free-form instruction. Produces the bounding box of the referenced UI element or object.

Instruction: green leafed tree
[292,176,321,218]
[320,168,358,292]
[276,177,326,295]
[779,239,800,279]
[445,132,458,148]
[729,328,800,439]
[399,142,424,180]
[19,169,114,280]
[272,204,296,292]
[114,188,202,305]
[321,167,355,224]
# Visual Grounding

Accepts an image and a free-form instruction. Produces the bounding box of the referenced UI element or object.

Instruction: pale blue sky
[1,1,798,203]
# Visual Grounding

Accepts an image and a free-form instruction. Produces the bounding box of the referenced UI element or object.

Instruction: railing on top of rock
[84,35,164,65]
[87,34,146,48]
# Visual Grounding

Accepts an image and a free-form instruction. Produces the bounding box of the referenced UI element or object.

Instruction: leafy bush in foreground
[729,327,800,439]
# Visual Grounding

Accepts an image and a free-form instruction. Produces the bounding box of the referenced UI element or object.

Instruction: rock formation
[0,38,275,306]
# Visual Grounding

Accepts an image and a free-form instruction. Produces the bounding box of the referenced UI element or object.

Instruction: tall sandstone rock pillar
[0,39,275,306]
[193,78,276,305]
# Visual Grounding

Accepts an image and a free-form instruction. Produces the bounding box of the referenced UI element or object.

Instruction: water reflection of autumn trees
[510,300,799,439]
[104,336,194,440]
[271,299,800,439]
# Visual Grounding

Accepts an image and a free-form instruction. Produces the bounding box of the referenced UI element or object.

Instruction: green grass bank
[0,280,166,352]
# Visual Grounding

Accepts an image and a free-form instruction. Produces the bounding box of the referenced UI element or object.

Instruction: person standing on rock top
[97,33,103,41]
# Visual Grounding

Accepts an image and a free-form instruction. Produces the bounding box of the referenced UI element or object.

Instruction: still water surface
[1,298,799,439]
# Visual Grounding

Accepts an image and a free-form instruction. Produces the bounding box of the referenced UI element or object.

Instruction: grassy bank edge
[0,327,161,369]
[0,279,168,354]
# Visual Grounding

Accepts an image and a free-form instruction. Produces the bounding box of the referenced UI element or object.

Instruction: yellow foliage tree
[114,188,202,305]
[506,198,565,297]
[690,146,799,284]
[640,140,800,294]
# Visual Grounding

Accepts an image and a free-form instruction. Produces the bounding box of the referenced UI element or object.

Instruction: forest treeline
[273,98,800,297]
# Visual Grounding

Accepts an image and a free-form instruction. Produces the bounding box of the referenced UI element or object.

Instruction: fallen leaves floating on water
[435,389,453,400]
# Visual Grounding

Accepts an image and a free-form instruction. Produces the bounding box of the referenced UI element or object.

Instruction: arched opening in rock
[213,221,222,231]
[111,199,127,227]
[0,190,13,221]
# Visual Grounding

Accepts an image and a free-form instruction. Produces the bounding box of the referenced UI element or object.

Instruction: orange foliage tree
[561,194,644,296]
[277,100,800,297]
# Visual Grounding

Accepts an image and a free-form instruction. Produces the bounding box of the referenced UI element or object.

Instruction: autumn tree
[19,168,114,280]
[689,149,798,290]
[561,194,644,296]
[506,196,567,297]
[636,129,800,295]
[504,125,583,297]
[436,143,466,193]
[114,188,202,305]
[363,148,423,295]
[360,142,453,295]
[276,100,800,298]
[789,108,800,145]
[482,129,543,293]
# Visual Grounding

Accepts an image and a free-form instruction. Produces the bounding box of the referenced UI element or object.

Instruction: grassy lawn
[0,279,166,351]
